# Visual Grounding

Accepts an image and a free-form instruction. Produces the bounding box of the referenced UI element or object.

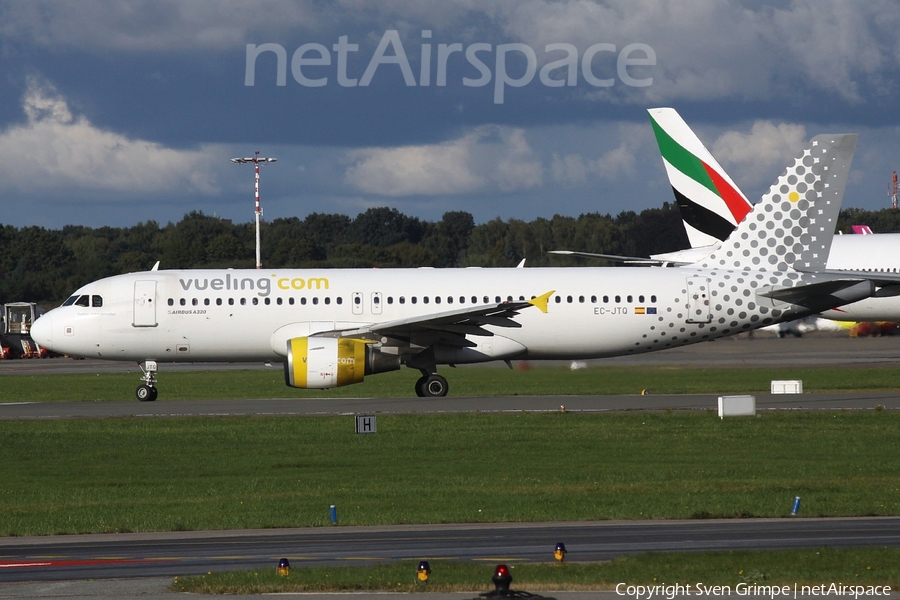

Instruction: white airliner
[32,132,870,401]
[645,107,900,322]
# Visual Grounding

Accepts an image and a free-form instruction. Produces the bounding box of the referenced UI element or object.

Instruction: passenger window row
[389,295,522,305]
[554,294,657,304]
[163,293,658,308]
[167,297,342,307]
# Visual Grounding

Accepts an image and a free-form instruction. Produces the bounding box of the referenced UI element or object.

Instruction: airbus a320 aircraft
[32,132,870,401]
[647,107,900,322]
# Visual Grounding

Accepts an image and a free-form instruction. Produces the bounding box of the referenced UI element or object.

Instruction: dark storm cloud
[0,0,898,228]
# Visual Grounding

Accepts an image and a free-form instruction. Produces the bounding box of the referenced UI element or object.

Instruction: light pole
[891,171,898,210]
[231,151,277,269]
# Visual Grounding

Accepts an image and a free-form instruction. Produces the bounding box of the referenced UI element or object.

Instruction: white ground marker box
[718,395,756,419]
[770,380,803,394]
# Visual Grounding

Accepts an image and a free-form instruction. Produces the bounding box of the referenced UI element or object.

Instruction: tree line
[1,204,896,306]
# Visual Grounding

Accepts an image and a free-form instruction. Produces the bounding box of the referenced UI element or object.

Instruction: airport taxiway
[1,391,899,420]
[3,333,900,419]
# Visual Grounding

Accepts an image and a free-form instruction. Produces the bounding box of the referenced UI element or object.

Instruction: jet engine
[284,337,400,389]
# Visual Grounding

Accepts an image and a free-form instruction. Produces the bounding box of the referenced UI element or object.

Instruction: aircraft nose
[31,313,53,348]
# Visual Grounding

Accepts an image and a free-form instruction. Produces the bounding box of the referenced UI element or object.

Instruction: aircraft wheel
[136,384,158,402]
[414,376,428,397]
[421,374,448,398]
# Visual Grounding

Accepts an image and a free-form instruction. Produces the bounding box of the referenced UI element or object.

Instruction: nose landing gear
[136,360,159,402]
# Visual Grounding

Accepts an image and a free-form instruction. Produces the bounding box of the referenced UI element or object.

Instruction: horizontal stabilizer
[794,268,900,288]
[760,279,874,312]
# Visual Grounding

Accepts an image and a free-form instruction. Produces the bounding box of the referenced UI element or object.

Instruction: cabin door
[133,281,158,327]
[685,276,712,323]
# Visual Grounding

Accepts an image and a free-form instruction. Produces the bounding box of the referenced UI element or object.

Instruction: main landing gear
[415,371,448,397]
[408,349,449,398]
[136,360,158,402]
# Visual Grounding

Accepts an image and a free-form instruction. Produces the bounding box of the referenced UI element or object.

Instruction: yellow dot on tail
[789,191,800,202]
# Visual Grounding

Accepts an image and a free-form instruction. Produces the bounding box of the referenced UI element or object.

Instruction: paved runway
[3,518,900,582]
[2,519,900,599]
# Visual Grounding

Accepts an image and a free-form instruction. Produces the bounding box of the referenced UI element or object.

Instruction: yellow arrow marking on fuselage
[528,290,555,314]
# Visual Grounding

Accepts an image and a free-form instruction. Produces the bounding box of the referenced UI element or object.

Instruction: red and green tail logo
[650,113,751,242]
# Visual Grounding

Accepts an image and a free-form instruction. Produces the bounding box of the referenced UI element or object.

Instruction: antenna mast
[231,151,277,269]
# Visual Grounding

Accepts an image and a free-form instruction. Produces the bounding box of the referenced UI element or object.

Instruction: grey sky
[1,0,898,229]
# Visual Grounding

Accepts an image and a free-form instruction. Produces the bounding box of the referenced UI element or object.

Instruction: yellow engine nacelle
[284,337,400,389]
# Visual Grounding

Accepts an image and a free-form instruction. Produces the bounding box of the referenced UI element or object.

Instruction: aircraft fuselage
[35,266,847,364]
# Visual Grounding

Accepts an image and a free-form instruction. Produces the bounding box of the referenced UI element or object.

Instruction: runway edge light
[417,560,431,582]
[492,564,512,594]
[277,558,290,577]
[554,542,567,562]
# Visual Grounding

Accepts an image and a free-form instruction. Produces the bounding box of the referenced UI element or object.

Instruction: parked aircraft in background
[646,107,900,323]
[32,132,868,401]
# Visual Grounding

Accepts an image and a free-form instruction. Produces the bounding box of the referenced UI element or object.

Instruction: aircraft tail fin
[693,133,857,273]
[648,108,753,247]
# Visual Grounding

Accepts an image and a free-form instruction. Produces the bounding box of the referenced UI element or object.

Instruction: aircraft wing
[334,290,554,347]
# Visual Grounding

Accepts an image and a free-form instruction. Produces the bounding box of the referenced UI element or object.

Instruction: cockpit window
[63,294,101,307]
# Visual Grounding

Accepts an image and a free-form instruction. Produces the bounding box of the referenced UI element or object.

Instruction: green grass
[172,549,900,594]
[1,412,898,536]
[3,363,900,402]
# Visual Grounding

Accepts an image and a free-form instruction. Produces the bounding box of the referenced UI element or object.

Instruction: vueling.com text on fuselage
[178,275,330,297]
